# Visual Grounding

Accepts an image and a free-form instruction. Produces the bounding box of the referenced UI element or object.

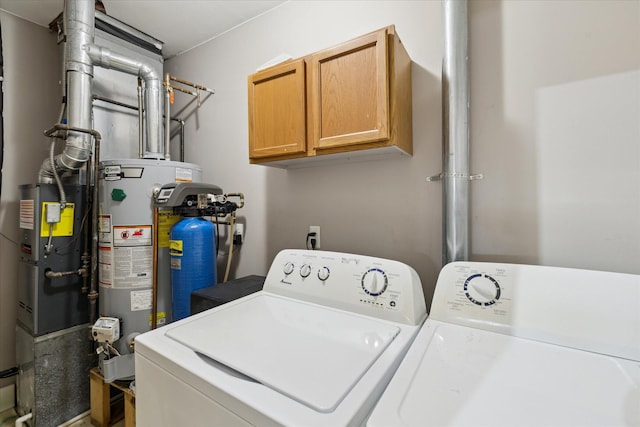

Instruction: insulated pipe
[442,0,470,264]
[178,119,185,162]
[138,78,144,158]
[86,44,164,158]
[164,73,172,160]
[38,0,94,183]
[151,206,159,329]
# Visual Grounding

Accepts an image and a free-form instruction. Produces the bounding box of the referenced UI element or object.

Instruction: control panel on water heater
[264,249,426,326]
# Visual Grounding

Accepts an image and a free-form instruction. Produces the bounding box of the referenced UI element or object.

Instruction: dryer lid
[165,293,400,412]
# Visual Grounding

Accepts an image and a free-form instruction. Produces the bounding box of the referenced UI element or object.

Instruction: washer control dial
[361,268,388,297]
[283,262,295,275]
[300,264,312,278]
[318,266,330,281]
[464,273,501,306]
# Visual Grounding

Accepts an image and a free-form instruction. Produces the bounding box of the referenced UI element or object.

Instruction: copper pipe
[169,85,197,96]
[167,74,215,94]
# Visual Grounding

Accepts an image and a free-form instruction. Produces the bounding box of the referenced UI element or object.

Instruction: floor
[0,409,16,427]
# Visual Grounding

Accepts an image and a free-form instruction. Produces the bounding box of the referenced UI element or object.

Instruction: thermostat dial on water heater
[361,268,389,297]
[463,273,502,306]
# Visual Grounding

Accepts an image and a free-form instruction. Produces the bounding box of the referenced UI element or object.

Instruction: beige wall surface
[0,12,59,387]
[166,0,444,310]
[469,0,640,273]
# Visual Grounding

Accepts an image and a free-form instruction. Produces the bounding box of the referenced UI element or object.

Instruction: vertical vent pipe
[38,0,95,183]
[442,0,470,264]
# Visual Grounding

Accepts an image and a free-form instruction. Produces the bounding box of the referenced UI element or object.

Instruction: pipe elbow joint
[38,157,57,184]
[139,63,158,81]
[85,44,111,68]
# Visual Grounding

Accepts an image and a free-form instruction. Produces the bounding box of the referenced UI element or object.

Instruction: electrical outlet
[234,223,244,244]
[309,226,321,249]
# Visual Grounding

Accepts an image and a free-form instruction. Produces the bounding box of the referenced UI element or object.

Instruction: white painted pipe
[14,412,32,427]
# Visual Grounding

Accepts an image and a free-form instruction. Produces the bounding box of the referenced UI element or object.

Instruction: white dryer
[135,249,427,426]
[367,261,640,427]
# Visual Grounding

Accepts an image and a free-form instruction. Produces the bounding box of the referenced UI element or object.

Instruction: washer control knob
[300,264,312,278]
[283,262,295,275]
[361,268,388,297]
[318,266,330,281]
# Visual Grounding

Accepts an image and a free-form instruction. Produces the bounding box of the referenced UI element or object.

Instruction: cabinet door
[248,59,307,160]
[310,29,389,151]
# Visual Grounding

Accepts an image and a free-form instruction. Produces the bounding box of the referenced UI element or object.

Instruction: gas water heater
[97,159,202,381]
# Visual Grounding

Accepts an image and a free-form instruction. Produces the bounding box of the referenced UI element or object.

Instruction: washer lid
[165,293,400,413]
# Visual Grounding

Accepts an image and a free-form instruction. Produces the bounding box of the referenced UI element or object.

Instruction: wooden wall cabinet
[248,25,412,167]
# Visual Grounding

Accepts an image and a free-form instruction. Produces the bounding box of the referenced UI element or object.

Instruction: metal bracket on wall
[425,173,484,182]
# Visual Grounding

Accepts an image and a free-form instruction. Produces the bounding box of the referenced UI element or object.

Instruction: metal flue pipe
[39,0,168,184]
[442,0,470,264]
[86,44,163,158]
[38,0,94,183]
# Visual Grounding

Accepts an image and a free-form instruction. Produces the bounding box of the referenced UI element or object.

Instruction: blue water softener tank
[169,217,216,320]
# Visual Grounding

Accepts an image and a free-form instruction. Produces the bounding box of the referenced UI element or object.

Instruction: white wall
[0,12,59,387]
[166,0,444,308]
[470,0,640,273]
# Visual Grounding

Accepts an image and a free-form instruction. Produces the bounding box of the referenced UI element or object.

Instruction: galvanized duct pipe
[86,44,163,158]
[38,0,94,183]
[442,0,470,264]
[39,0,166,184]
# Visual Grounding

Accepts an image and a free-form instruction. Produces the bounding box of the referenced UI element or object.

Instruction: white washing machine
[367,261,640,427]
[135,249,427,426]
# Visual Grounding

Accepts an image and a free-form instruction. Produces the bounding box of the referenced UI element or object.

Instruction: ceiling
[0,0,287,58]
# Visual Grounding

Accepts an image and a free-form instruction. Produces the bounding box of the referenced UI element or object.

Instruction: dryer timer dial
[464,273,501,306]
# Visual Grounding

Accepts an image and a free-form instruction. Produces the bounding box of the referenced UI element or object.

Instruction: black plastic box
[190,275,266,315]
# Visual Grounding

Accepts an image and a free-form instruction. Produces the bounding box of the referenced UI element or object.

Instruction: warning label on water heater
[99,224,153,288]
[114,225,152,247]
